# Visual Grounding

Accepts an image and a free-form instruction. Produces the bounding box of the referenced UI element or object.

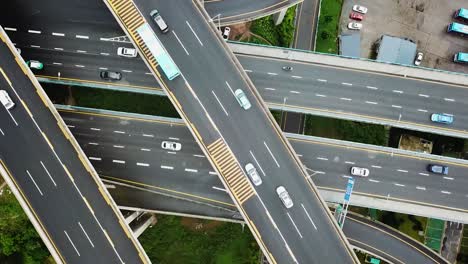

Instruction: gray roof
[376,35,417,65]
[339,33,361,58]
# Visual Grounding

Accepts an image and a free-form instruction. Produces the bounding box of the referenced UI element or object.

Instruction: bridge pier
[272,8,287,25]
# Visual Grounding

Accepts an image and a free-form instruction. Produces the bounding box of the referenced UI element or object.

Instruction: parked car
[349,12,364,21]
[0,90,15,110]
[430,113,454,124]
[27,60,43,70]
[117,47,138,58]
[245,163,262,186]
[352,5,368,14]
[100,71,122,81]
[414,52,423,66]
[350,167,370,177]
[427,164,449,175]
[150,9,169,33]
[347,22,363,30]
[234,89,251,110]
[276,186,293,209]
[222,27,231,41]
[161,141,182,151]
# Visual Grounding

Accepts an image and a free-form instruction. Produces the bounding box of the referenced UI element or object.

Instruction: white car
[222,27,231,41]
[414,52,423,66]
[350,167,370,177]
[161,141,182,151]
[0,90,15,110]
[245,163,262,186]
[117,47,138,58]
[234,89,251,110]
[276,186,293,209]
[348,22,363,30]
[352,5,368,14]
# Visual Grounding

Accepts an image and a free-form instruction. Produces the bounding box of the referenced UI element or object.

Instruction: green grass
[459,228,468,263]
[377,211,427,243]
[139,216,259,264]
[249,6,296,47]
[316,0,343,53]
[304,115,388,146]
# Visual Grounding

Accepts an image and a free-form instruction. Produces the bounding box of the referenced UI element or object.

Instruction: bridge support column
[124,210,142,225]
[131,213,157,238]
[272,8,287,25]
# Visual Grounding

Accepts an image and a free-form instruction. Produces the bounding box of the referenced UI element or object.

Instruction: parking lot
[340,0,468,74]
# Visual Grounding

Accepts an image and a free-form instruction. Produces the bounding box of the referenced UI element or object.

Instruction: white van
[150,9,169,33]
[0,90,15,110]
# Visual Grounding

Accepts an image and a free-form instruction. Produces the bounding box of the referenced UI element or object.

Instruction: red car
[349,12,363,21]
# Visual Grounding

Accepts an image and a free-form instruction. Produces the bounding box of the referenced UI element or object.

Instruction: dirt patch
[180,217,222,232]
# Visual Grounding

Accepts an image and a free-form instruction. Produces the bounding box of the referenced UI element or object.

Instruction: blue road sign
[344,178,355,201]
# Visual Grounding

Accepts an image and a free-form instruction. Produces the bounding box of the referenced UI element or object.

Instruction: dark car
[349,12,363,21]
[427,164,449,175]
[100,71,122,81]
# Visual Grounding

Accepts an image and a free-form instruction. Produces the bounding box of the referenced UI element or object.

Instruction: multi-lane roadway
[0,28,148,264]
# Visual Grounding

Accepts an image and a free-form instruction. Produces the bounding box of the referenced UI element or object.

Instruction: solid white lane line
[444,98,455,102]
[315,93,327,97]
[140,148,151,152]
[212,90,229,116]
[418,94,429,98]
[53,62,63,65]
[441,191,451,194]
[342,82,352,86]
[161,165,174,170]
[212,186,226,192]
[4,108,18,126]
[317,79,327,82]
[167,151,177,155]
[416,186,426,190]
[418,173,429,176]
[443,177,454,180]
[394,183,405,187]
[185,168,198,173]
[90,128,100,131]
[88,157,102,161]
[75,35,89,39]
[4,27,17,31]
[76,50,87,53]
[392,90,403,94]
[290,90,301,94]
[112,160,125,164]
[417,109,428,113]
[52,32,65,36]
[264,87,276,91]
[185,21,203,46]
[301,203,317,230]
[316,157,328,161]
[397,169,408,173]
[78,222,95,248]
[244,69,252,73]
[122,70,132,73]
[88,142,99,145]
[75,65,85,68]
[340,97,352,101]
[366,86,378,90]
[0,128,4,136]
[344,161,355,164]
[365,101,378,105]
[54,47,64,51]
[137,163,150,167]
[392,105,402,109]
[193,154,205,158]
[249,150,266,176]
[113,130,125,134]
[40,161,57,187]
[169,137,180,141]
[172,31,189,55]
[64,231,80,256]
[291,76,302,79]
[28,30,41,34]
[287,212,303,238]
[142,134,154,138]
[267,72,277,76]
[26,170,43,196]
[113,145,125,149]
[100,53,110,56]
[368,179,380,183]
[264,141,280,168]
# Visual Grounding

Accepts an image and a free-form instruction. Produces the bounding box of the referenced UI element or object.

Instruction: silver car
[245,163,262,186]
[0,90,15,110]
[276,186,293,208]
[117,47,138,58]
[350,167,370,177]
[161,141,182,151]
[234,89,251,110]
